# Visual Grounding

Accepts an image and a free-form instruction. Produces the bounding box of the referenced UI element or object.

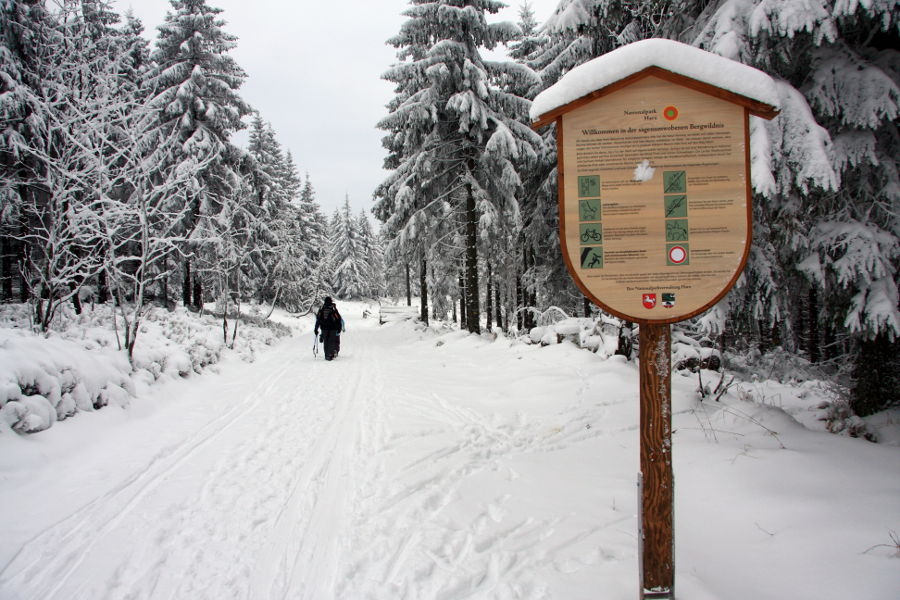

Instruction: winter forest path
[2,307,898,600]
[0,308,631,600]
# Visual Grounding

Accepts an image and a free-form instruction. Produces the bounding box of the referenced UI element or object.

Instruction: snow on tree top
[530,39,780,124]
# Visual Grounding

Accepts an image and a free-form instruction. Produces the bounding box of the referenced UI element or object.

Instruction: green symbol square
[579,198,601,221]
[666,219,689,242]
[663,171,686,194]
[580,247,603,269]
[579,223,603,245]
[667,243,690,266]
[664,195,687,218]
[578,175,601,198]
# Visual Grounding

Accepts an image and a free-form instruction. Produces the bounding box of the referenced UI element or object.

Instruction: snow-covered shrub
[672,330,722,372]
[526,311,624,358]
[0,302,292,434]
[725,346,822,384]
[2,395,56,433]
[818,398,877,442]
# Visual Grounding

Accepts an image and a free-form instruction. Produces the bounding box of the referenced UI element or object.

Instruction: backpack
[319,305,341,330]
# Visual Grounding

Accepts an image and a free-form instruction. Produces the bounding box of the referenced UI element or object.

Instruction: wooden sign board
[556,72,755,324]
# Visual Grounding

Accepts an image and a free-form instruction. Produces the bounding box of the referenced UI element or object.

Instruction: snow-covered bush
[0,302,292,434]
[671,325,722,372]
[525,310,625,358]
[818,398,877,442]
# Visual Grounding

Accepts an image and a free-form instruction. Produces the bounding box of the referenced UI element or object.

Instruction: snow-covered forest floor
[0,301,897,599]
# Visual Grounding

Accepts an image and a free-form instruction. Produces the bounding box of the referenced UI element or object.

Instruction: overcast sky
[115,0,561,217]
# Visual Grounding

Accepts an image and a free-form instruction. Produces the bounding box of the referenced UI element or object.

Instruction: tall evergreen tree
[145,0,251,306]
[330,196,368,299]
[667,0,899,411]
[356,209,385,298]
[377,0,539,333]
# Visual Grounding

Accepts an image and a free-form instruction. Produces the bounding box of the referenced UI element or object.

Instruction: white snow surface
[1,302,898,599]
[530,39,780,122]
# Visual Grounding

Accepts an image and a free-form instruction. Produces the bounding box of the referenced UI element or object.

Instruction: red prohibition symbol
[668,245,687,264]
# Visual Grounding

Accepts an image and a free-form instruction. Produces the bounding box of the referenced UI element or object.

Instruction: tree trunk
[405,261,411,306]
[824,324,838,362]
[71,282,82,315]
[808,287,820,363]
[584,296,591,317]
[495,284,503,331]
[183,260,192,308]
[516,271,523,331]
[98,268,109,304]
[193,278,203,312]
[19,222,28,302]
[464,184,480,334]
[1,233,12,300]
[521,245,535,331]
[458,269,466,326]
[419,253,428,325]
[160,253,169,308]
[486,261,493,332]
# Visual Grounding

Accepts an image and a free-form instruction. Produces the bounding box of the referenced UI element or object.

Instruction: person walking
[314,297,344,361]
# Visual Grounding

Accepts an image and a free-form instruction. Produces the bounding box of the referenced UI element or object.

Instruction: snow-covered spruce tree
[330,196,368,299]
[357,209,385,298]
[377,0,539,333]
[245,114,290,304]
[375,11,438,324]
[247,117,325,312]
[0,0,53,302]
[668,0,899,412]
[515,1,671,326]
[145,0,250,308]
[296,173,330,309]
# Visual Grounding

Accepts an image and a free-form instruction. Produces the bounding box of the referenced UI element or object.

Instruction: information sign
[532,40,779,600]
[558,75,752,323]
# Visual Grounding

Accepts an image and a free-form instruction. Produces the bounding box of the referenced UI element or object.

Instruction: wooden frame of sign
[533,66,777,325]
[533,65,777,600]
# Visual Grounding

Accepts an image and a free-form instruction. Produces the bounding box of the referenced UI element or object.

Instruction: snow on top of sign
[530,38,780,122]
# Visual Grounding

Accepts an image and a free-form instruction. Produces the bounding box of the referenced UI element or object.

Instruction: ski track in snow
[0,324,392,600]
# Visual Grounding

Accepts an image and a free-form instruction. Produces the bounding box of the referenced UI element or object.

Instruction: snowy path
[0,315,393,600]
[1,307,898,600]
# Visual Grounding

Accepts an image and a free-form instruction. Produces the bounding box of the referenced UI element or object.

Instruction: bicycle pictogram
[581,227,602,243]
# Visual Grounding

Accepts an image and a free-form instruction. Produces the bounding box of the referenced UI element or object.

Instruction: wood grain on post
[639,322,674,599]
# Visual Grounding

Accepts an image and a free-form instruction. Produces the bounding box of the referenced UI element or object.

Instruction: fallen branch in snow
[861,530,900,557]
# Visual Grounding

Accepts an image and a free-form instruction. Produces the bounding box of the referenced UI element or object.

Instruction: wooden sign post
[531,40,778,599]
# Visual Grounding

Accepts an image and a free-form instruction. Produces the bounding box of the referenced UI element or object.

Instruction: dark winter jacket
[314,302,343,333]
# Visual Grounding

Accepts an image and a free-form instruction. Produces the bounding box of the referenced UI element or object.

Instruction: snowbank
[511,311,889,444]
[530,38,780,122]
[0,303,293,435]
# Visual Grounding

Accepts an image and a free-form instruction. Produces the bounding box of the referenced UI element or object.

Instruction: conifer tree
[330,197,368,299]
[145,0,251,306]
[357,209,385,298]
[377,0,539,333]
[0,0,53,302]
